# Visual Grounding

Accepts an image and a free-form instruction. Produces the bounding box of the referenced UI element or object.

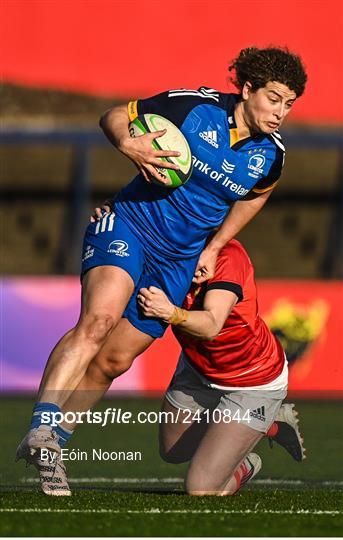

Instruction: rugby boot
[269,403,306,462]
[16,425,61,463]
[34,450,71,496]
[16,426,71,496]
[233,452,262,494]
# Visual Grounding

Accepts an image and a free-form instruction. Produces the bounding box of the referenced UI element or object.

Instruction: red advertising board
[2,278,342,395]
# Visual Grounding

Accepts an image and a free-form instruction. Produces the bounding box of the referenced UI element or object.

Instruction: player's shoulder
[265,130,286,154]
[243,129,284,149]
[217,239,252,267]
[237,130,285,171]
[167,87,237,110]
[167,86,220,102]
[244,131,285,178]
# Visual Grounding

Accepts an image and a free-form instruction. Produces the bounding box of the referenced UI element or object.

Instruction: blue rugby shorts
[81,211,199,338]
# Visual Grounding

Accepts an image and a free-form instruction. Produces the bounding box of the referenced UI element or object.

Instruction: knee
[96,349,134,380]
[185,483,232,496]
[185,471,233,497]
[185,487,230,496]
[185,474,210,496]
[78,313,115,345]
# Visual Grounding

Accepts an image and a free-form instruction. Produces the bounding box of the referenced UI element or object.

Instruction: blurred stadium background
[1,1,343,535]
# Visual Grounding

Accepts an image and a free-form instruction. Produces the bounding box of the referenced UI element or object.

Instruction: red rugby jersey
[173,240,284,387]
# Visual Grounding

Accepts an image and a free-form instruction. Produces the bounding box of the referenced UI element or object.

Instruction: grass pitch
[1,397,342,536]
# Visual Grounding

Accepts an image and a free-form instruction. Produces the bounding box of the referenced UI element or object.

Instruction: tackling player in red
[137,238,305,494]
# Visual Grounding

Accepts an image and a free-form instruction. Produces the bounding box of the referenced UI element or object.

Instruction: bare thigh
[159,398,262,491]
[79,265,134,325]
[39,265,135,404]
[185,418,263,494]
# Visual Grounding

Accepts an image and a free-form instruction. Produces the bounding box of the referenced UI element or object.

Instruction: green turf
[0,397,342,536]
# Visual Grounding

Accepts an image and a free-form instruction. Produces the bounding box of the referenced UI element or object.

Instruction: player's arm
[100,88,220,185]
[138,286,238,340]
[193,189,273,284]
[99,104,180,184]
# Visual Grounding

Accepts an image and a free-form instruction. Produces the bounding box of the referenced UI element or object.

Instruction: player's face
[242,81,297,134]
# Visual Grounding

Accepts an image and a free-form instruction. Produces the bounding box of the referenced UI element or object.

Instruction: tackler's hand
[137,286,175,321]
[192,247,218,284]
[90,202,112,222]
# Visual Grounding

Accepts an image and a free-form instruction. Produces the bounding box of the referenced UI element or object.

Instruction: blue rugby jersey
[115,87,285,259]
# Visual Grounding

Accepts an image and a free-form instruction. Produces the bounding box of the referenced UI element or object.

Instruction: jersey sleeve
[252,136,285,194]
[206,242,250,302]
[128,87,222,129]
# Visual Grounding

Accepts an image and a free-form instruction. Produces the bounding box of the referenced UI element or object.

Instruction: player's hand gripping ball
[129,114,193,188]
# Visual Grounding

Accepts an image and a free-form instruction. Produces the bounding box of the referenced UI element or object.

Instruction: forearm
[138,286,236,339]
[99,105,179,185]
[206,191,272,253]
[168,307,219,340]
[99,105,130,153]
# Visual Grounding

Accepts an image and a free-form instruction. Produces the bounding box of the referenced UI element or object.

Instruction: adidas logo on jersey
[199,130,219,148]
[250,406,266,422]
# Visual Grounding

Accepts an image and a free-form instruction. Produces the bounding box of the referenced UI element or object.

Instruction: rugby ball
[129,114,192,188]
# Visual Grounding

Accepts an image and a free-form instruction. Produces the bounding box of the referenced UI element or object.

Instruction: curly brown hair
[229,47,307,97]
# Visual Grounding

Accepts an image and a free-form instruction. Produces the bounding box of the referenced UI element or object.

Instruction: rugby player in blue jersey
[16,47,307,493]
